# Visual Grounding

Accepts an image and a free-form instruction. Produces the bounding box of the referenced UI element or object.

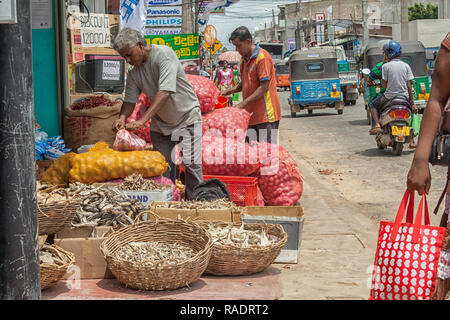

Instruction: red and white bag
[113,129,147,151]
[202,107,251,141]
[126,93,151,143]
[369,190,446,300]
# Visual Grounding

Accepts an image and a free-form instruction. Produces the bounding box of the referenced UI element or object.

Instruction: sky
[206,0,300,50]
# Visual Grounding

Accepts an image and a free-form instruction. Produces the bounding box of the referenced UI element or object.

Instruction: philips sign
[147,6,182,16]
[146,17,182,27]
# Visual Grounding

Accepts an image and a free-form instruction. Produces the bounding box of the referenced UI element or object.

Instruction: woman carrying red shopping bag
[406,32,450,300]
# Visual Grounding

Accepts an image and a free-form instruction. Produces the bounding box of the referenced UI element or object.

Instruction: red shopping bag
[369,190,446,300]
[113,129,147,151]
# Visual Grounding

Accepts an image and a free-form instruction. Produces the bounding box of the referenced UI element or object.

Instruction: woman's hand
[407,160,431,195]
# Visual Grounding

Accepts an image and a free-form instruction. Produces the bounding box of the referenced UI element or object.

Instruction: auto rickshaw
[362,40,430,123]
[275,60,290,91]
[288,47,344,116]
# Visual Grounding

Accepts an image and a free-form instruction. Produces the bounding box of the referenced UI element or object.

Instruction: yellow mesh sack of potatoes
[41,152,76,186]
[69,142,168,184]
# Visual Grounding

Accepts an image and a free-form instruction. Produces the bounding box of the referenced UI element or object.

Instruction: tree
[408,3,438,21]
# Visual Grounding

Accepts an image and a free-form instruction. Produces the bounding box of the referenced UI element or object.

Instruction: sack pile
[186,74,219,114]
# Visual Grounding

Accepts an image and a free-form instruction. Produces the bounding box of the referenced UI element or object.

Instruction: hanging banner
[120,0,146,34]
[145,33,199,60]
[145,27,181,36]
[146,16,182,26]
[147,0,182,5]
[147,6,182,16]
[198,0,240,26]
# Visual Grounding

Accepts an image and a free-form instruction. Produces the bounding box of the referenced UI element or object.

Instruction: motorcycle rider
[368,41,418,145]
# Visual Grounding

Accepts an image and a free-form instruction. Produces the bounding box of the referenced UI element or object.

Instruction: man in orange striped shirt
[222,26,281,144]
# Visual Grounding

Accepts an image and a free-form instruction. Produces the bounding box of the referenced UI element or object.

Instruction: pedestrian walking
[407,32,450,300]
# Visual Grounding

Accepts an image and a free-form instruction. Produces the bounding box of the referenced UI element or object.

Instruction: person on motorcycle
[368,41,418,144]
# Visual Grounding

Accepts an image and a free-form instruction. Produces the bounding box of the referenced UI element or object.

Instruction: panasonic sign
[147,6,182,16]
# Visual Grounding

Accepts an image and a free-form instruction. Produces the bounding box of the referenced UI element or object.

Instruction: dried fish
[151,199,243,213]
[119,174,171,192]
[68,183,145,228]
[114,241,197,267]
[206,224,279,248]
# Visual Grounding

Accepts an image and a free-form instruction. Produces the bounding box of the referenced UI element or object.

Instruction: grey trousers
[246,120,280,145]
[150,123,203,200]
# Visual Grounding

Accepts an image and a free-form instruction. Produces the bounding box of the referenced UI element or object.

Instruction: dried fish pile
[205,224,278,248]
[119,174,171,191]
[40,245,70,266]
[114,241,197,267]
[68,182,145,228]
[152,199,242,213]
[37,181,72,204]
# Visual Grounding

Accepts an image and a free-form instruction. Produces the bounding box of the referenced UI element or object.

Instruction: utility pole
[362,0,369,47]
[272,9,277,42]
[401,0,409,41]
[0,1,40,299]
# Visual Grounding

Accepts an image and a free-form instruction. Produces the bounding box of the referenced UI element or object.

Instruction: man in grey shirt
[369,40,417,139]
[112,28,202,200]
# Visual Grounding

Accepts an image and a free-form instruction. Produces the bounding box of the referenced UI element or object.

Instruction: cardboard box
[124,189,173,208]
[241,206,304,264]
[197,208,232,222]
[54,226,114,279]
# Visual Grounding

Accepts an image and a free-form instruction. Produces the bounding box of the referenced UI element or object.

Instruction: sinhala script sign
[145,33,199,60]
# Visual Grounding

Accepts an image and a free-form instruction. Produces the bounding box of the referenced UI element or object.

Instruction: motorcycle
[362,69,413,156]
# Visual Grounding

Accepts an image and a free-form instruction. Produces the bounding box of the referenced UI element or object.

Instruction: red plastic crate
[203,175,258,207]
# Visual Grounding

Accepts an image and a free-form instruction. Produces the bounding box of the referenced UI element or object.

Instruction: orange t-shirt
[240,45,281,126]
[442,32,450,50]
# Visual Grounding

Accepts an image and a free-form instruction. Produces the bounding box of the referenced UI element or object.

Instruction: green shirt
[369,62,385,94]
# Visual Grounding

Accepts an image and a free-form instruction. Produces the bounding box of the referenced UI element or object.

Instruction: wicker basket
[198,221,288,276]
[40,244,75,290]
[100,212,213,291]
[37,201,78,235]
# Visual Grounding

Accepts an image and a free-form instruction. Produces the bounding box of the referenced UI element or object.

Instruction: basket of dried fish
[197,220,287,276]
[37,183,79,235]
[100,211,212,291]
[69,182,145,230]
[40,243,75,290]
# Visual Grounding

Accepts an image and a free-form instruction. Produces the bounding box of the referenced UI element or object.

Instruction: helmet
[383,40,402,60]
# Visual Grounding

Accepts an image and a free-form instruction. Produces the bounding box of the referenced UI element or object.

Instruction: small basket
[203,175,258,207]
[37,202,78,235]
[198,220,287,276]
[37,188,78,235]
[100,211,212,291]
[40,244,75,290]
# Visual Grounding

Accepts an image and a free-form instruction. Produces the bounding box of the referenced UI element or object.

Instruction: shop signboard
[145,33,199,60]
[146,16,182,27]
[145,27,181,36]
[147,6,182,16]
[315,13,325,44]
[147,0,182,5]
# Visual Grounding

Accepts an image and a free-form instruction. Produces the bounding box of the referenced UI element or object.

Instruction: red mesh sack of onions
[202,107,251,141]
[254,142,304,206]
[202,135,259,176]
[186,74,219,114]
[126,93,152,143]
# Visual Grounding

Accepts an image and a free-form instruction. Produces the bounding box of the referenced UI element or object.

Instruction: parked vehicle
[362,68,414,156]
[361,40,430,124]
[335,45,359,106]
[275,60,290,91]
[288,47,344,117]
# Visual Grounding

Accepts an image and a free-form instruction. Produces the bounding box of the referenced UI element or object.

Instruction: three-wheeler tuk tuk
[288,47,344,117]
[275,59,290,91]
